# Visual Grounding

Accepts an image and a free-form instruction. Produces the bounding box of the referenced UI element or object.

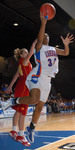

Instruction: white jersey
[26,45,59,84]
[26,45,59,102]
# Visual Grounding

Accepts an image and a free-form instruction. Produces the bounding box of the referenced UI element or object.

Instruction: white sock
[19,130,24,136]
[12,126,17,131]
[33,123,36,127]
[16,97,20,104]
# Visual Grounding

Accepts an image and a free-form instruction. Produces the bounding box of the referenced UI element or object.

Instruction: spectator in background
[1,83,8,91]
[72,98,75,110]
[0,83,10,101]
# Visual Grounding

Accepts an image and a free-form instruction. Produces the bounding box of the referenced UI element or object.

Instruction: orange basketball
[40,3,56,20]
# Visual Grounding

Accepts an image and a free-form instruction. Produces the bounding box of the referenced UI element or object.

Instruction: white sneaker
[1,98,14,111]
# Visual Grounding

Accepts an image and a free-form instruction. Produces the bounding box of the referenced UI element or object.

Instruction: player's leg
[9,111,20,139]
[19,88,40,105]
[32,101,45,124]
[26,101,45,143]
[19,114,25,132]
[16,113,31,146]
[0,88,40,112]
[26,76,51,143]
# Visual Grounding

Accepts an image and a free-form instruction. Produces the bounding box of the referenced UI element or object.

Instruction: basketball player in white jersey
[0,14,74,143]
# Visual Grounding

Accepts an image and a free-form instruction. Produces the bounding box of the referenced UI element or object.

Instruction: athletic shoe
[26,126,35,143]
[9,131,18,140]
[0,97,19,111]
[0,109,4,114]
[16,135,31,146]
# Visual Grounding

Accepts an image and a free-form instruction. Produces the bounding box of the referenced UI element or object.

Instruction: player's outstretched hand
[40,12,48,25]
[61,33,74,46]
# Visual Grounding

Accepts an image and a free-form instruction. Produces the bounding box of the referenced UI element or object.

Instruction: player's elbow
[64,52,69,56]
[63,50,69,56]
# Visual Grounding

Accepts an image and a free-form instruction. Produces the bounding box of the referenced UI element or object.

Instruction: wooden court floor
[0,111,75,150]
[36,112,75,150]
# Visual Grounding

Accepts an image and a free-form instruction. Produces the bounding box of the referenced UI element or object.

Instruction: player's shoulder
[42,45,55,50]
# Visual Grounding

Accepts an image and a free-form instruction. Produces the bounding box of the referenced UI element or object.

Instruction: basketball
[40,3,56,20]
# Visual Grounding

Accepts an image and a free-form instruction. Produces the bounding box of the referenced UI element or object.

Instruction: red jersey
[12,58,32,115]
[18,58,32,80]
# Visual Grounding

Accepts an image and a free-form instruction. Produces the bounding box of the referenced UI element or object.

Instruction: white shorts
[25,75,51,103]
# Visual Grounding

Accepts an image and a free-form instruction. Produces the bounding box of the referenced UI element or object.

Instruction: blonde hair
[14,48,26,61]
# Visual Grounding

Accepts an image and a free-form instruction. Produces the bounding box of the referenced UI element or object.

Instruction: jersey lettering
[48,58,56,67]
[48,58,52,66]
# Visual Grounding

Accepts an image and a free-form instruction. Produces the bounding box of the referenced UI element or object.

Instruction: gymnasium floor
[0,112,75,150]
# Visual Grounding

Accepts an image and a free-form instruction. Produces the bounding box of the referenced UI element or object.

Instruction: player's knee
[37,106,42,112]
[36,102,44,112]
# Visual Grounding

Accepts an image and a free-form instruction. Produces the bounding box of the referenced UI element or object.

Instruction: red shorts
[12,104,28,115]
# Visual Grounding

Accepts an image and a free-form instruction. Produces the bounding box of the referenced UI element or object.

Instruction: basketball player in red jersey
[5,39,37,146]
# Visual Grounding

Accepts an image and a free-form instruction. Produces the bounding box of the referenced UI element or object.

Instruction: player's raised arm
[56,33,74,56]
[23,39,37,65]
[36,14,48,53]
